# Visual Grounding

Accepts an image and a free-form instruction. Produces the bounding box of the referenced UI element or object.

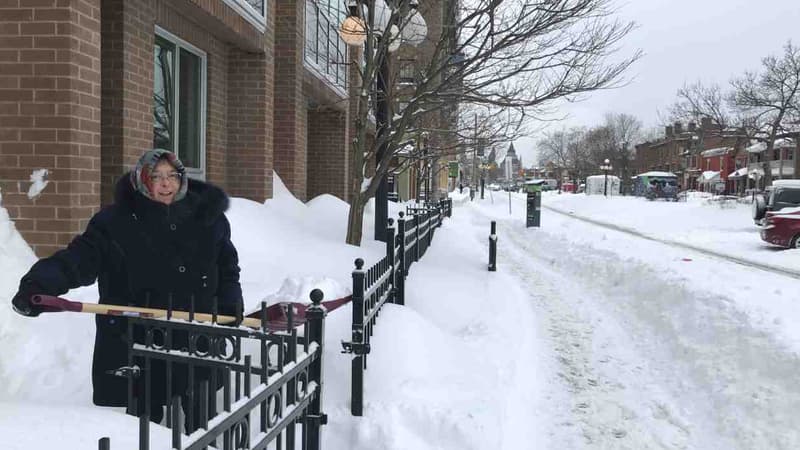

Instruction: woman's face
[149,160,181,205]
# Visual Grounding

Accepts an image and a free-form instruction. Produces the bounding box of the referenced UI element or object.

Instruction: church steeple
[506,143,517,158]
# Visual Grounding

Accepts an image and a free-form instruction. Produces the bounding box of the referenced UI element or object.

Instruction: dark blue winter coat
[19,174,243,407]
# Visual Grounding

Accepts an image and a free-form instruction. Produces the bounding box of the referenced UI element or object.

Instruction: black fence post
[98,437,110,450]
[489,221,497,272]
[171,396,181,450]
[386,219,396,304]
[306,289,327,450]
[414,214,420,263]
[397,213,406,305]
[427,210,433,247]
[351,258,366,416]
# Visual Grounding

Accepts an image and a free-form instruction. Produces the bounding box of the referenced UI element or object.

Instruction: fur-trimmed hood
[114,172,229,225]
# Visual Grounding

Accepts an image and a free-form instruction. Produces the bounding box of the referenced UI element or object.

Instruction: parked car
[644,179,679,201]
[761,207,800,248]
[752,180,800,225]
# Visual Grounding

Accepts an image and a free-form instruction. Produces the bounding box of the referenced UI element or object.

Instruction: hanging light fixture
[339,0,427,50]
[339,17,367,46]
[339,0,367,46]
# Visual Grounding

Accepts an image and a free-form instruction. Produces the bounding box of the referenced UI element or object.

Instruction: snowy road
[469,196,800,449]
[543,204,800,280]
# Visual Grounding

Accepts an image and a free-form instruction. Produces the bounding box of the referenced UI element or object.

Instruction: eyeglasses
[149,172,182,183]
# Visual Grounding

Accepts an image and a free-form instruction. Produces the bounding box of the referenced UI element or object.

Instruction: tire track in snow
[542,205,800,280]
[491,216,800,449]
[495,225,694,449]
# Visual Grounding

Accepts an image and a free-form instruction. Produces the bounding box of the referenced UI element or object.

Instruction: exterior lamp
[338,0,428,50]
[339,16,367,46]
[338,0,428,242]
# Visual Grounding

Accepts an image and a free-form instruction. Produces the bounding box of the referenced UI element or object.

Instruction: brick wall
[307,109,347,199]
[0,0,102,256]
[227,49,271,200]
[100,0,154,204]
[273,0,307,200]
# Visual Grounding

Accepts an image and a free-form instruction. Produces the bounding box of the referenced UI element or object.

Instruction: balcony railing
[224,0,266,32]
[304,0,348,93]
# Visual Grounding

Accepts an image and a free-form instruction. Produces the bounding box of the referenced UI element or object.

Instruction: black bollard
[488,221,497,272]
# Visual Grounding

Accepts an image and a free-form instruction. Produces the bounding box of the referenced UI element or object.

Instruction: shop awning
[697,171,720,183]
[728,167,748,178]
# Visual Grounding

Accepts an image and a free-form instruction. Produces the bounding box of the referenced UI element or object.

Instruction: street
[468,191,800,449]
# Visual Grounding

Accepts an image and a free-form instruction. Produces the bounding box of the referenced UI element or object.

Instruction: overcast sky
[512,0,800,166]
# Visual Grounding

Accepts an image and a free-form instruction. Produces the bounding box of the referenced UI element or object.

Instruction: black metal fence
[99,290,328,450]
[343,198,452,416]
[90,197,456,445]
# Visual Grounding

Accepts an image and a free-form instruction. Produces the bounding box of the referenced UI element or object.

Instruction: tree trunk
[346,192,365,246]
[430,157,440,200]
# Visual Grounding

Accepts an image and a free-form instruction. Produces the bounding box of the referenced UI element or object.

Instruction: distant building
[635,118,745,192]
[501,143,522,181]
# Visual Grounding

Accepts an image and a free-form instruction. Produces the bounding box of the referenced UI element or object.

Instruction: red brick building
[1,0,444,256]
[635,119,743,191]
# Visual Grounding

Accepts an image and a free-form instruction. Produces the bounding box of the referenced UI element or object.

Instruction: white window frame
[303,0,348,96]
[223,0,267,33]
[155,26,208,181]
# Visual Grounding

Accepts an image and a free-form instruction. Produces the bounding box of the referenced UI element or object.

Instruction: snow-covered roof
[728,167,748,178]
[586,174,620,181]
[748,167,797,178]
[697,171,720,182]
[701,147,732,158]
[773,179,800,188]
[636,171,677,178]
[746,138,796,153]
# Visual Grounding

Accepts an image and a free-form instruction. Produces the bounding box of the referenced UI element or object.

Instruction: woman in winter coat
[11,149,243,424]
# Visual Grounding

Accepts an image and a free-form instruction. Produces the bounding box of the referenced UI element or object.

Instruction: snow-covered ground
[1,182,799,449]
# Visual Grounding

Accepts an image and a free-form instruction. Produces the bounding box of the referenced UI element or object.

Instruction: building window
[787,149,795,160]
[304,0,348,92]
[398,59,417,85]
[153,28,207,177]
[223,0,267,32]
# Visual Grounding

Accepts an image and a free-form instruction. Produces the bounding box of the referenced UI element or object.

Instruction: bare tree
[601,112,640,190]
[538,127,589,182]
[729,41,800,186]
[343,0,641,245]
[670,81,731,132]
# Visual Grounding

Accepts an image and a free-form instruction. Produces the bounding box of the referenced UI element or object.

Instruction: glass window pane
[178,48,202,169]
[305,0,318,63]
[245,0,265,16]
[153,38,175,151]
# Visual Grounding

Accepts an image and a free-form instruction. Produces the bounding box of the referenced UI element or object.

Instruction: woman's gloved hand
[11,280,46,317]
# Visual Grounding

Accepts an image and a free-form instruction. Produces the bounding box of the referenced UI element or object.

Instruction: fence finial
[310,289,324,305]
[398,211,404,218]
[387,217,394,227]
[354,258,364,270]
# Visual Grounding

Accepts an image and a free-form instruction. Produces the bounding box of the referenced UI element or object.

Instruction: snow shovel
[30,294,352,330]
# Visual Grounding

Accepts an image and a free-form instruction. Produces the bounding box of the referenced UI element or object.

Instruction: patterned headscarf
[130,149,189,202]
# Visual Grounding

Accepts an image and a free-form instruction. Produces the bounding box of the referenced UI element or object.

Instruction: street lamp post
[600,158,613,197]
[339,0,427,242]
